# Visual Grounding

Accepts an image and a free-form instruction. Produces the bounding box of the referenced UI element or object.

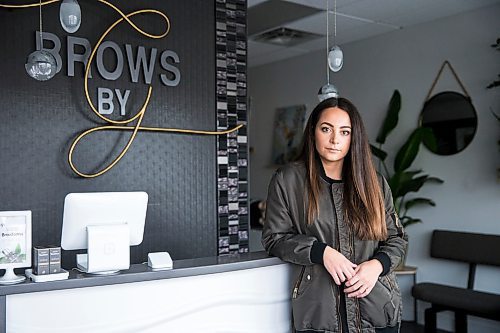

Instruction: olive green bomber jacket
[261,162,407,333]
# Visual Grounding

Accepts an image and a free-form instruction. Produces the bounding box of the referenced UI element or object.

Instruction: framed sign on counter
[0,210,32,284]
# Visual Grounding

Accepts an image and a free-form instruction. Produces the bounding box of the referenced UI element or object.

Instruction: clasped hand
[323,246,383,298]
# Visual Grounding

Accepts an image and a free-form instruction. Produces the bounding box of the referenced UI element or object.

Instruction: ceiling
[247,0,500,67]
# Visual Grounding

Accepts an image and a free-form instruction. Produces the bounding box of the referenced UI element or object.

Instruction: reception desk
[0,252,292,333]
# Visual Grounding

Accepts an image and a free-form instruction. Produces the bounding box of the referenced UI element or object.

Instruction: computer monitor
[61,191,148,274]
[0,211,32,284]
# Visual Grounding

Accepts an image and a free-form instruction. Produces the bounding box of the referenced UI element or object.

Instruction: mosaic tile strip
[216,0,248,255]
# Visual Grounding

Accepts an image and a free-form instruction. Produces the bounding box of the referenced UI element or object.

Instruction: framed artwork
[271,104,306,165]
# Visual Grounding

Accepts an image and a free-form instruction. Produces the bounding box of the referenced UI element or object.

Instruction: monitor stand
[76,254,120,275]
[0,268,26,285]
[77,224,130,275]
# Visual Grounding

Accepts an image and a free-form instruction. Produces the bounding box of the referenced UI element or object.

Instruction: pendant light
[59,0,81,33]
[318,83,338,102]
[328,0,343,72]
[25,0,57,81]
[318,0,340,101]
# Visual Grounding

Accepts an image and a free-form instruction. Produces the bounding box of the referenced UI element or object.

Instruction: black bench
[412,230,500,333]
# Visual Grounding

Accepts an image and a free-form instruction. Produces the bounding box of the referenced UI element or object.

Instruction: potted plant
[370,90,443,266]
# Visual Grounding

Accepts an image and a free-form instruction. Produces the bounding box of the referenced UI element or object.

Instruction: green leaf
[376,90,401,144]
[394,127,427,172]
[426,177,444,184]
[487,80,500,89]
[421,127,438,153]
[492,110,500,122]
[15,244,21,254]
[370,144,387,161]
[397,174,443,198]
[388,170,422,198]
[399,175,430,197]
[400,216,422,228]
[404,198,436,211]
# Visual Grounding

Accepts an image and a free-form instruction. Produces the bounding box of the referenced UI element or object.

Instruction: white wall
[249,4,500,332]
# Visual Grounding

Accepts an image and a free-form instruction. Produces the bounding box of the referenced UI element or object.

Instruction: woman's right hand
[323,246,357,285]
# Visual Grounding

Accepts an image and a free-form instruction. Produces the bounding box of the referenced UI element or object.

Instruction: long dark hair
[297,97,387,240]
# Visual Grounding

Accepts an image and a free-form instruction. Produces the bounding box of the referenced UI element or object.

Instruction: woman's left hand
[344,259,383,298]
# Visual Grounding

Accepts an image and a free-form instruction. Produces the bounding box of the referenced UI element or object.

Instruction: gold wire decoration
[0,0,244,178]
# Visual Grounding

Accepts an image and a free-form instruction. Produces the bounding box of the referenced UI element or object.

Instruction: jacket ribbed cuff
[310,241,327,264]
[372,252,391,276]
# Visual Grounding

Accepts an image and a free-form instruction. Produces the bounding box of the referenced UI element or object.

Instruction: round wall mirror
[420,91,477,155]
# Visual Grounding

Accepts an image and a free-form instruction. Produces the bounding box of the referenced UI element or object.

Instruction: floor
[401,321,450,333]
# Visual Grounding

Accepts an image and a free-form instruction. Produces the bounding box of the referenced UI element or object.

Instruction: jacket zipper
[349,227,354,262]
[352,226,360,332]
[332,184,343,333]
[355,298,362,333]
[335,284,342,333]
[292,266,306,299]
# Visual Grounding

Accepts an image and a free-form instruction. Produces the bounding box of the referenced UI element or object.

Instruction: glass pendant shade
[59,0,81,33]
[318,83,339,102]
[328,45,343,72]
[25,50,57,81]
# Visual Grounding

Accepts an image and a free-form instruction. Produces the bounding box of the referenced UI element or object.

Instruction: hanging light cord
[334,0,337,46]
[326,0,329,84]
[326,0,338,84]
[0,0,243,178]
[38,0,42,46]
[0,0,58,8]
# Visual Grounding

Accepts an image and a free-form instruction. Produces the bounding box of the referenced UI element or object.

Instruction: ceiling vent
[251,27,321,47]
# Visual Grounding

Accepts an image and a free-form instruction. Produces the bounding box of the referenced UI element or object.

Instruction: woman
[262,97,407,333]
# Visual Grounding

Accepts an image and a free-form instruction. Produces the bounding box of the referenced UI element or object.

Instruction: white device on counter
[61,191,148,275]
[148,252,173,270]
